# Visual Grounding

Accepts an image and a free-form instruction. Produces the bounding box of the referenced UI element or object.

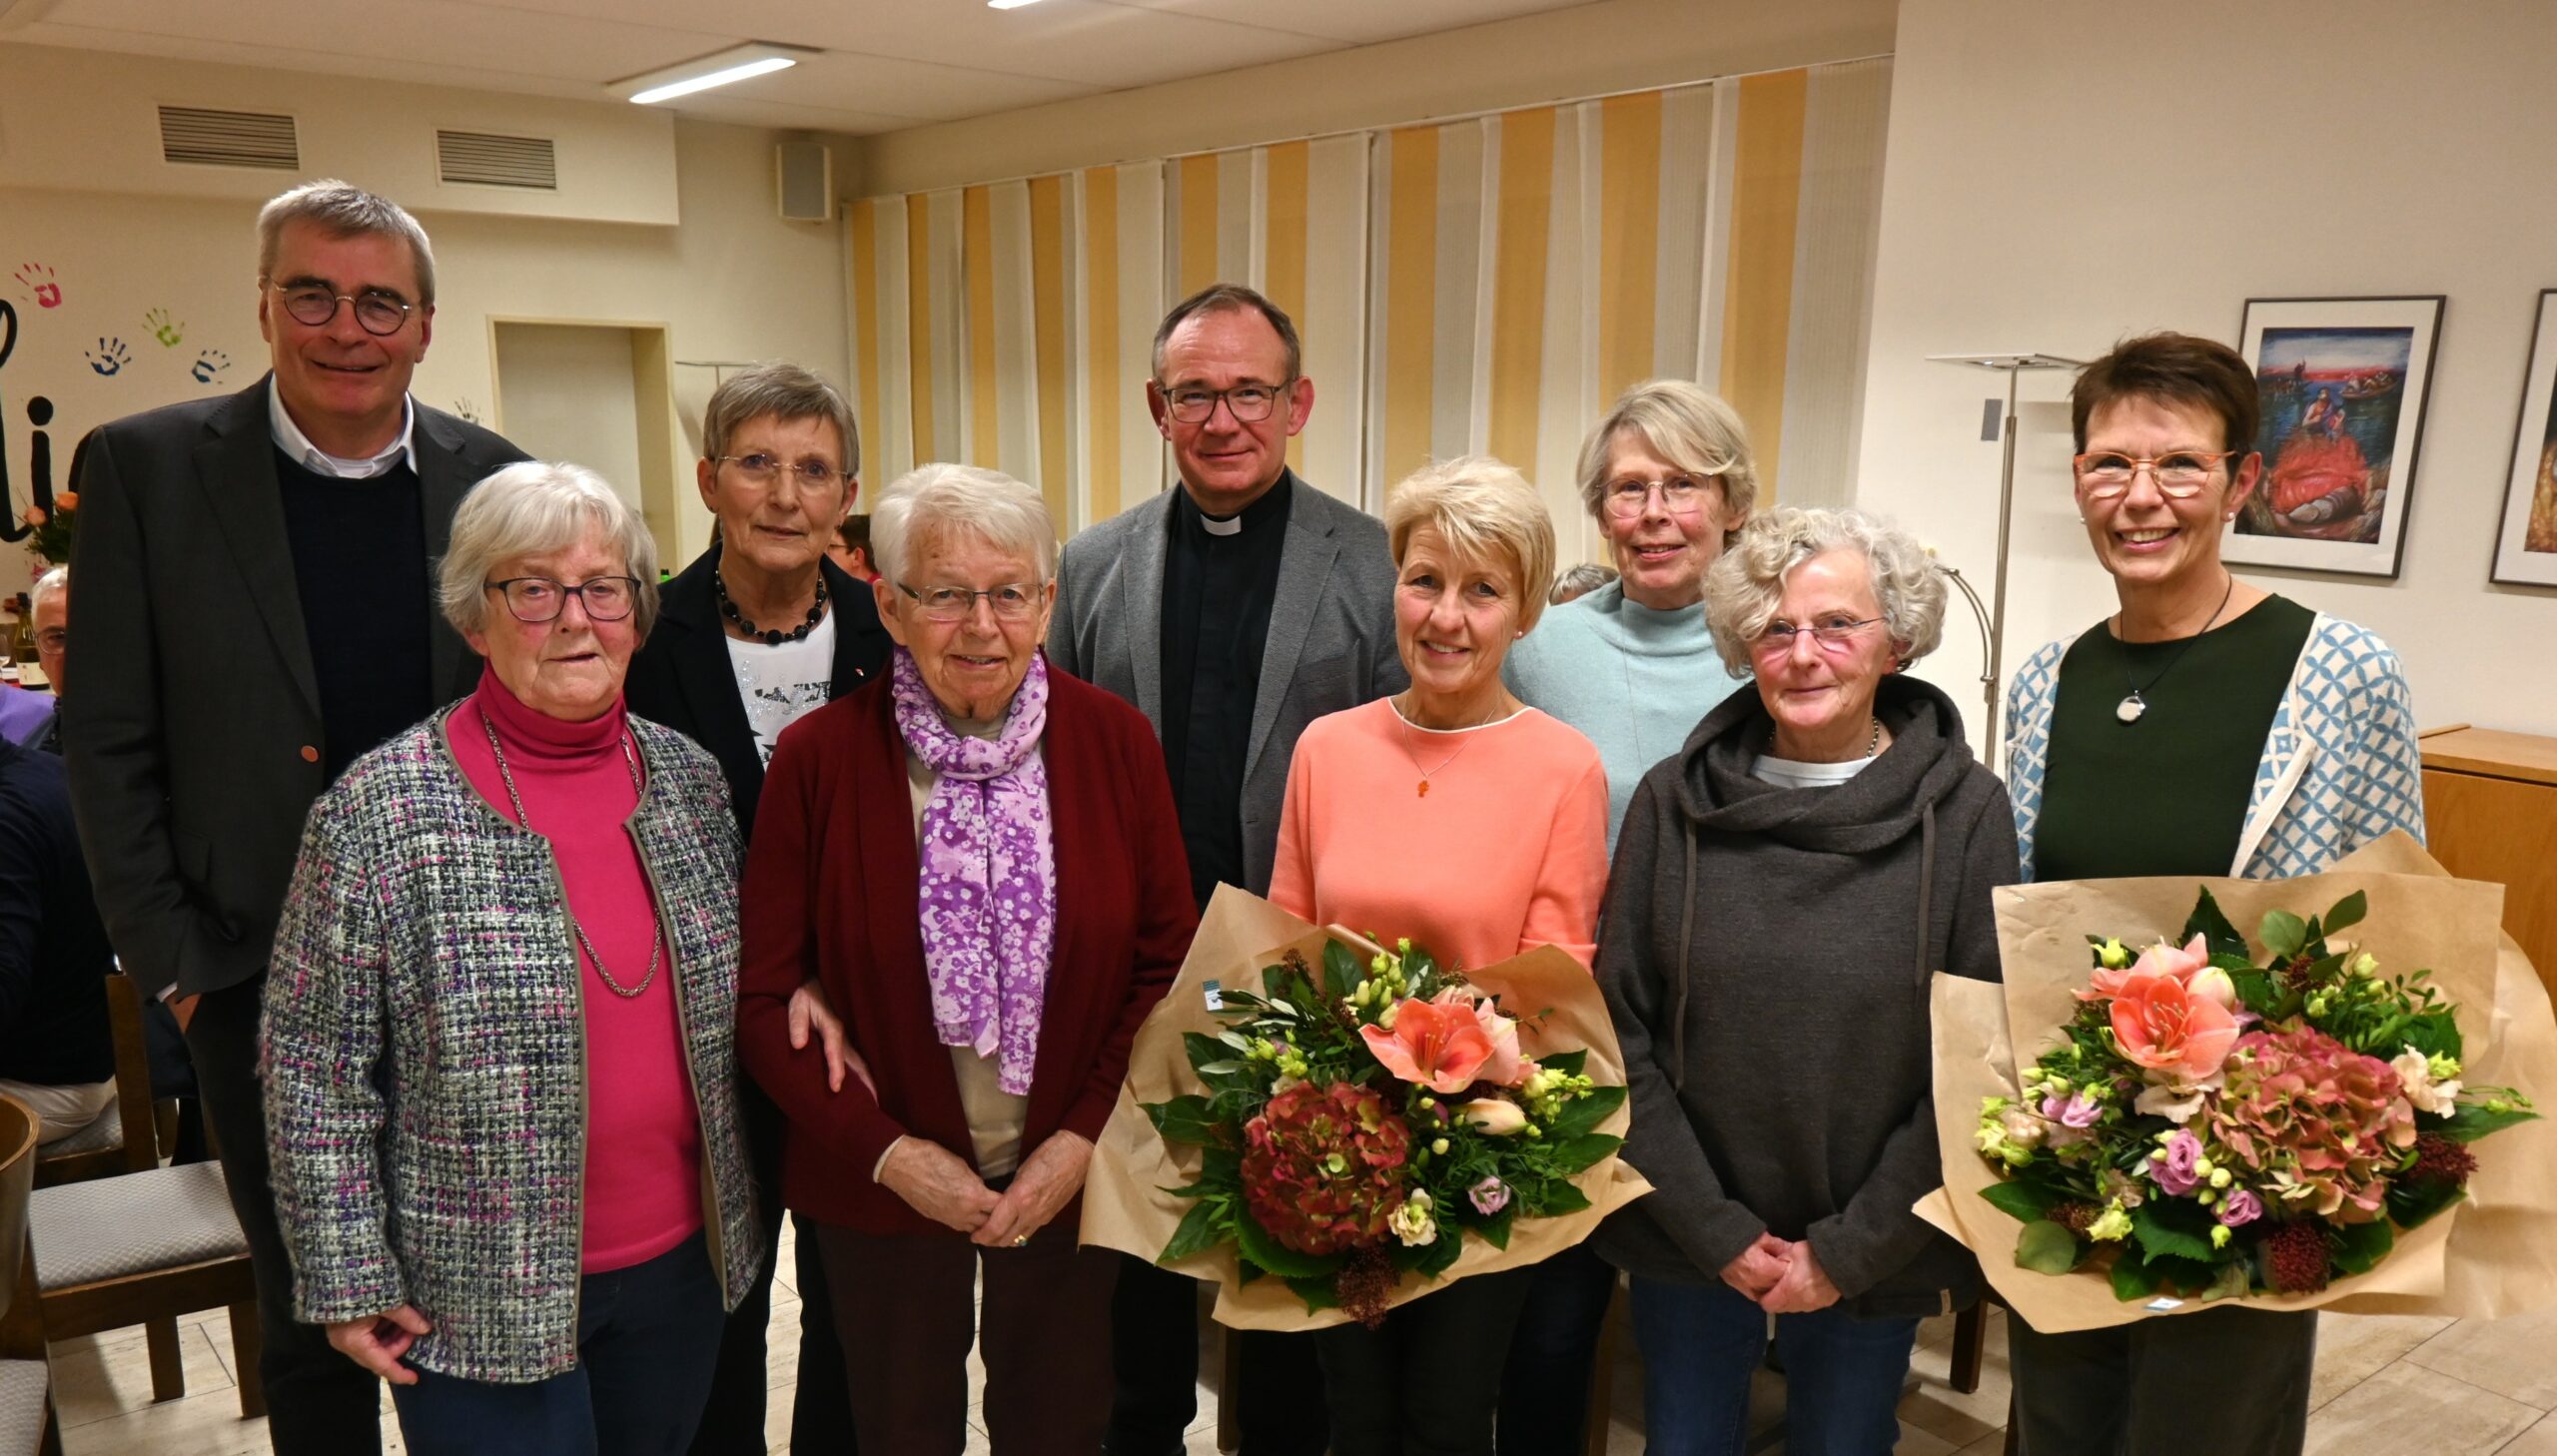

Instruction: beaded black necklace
[714,565,828,646]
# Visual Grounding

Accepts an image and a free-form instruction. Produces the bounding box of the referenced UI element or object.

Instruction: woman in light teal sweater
[1505,378,1758,855]
[1494,377,1759,1451]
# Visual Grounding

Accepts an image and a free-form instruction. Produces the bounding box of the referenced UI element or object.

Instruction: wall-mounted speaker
[776,141,833,223]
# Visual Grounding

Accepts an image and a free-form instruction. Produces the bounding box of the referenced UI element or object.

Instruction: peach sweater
[1270,699,1609,972]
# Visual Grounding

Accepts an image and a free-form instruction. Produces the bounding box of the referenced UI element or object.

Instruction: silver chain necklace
[478,708,660,999]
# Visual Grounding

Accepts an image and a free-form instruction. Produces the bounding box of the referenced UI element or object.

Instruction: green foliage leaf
[1158,1198,1228,1263]
[1414,1231,1463,1278]
[2322,890,2368,937]
[2259,909,2309,961]
[2181,889,2247,960]
[2017,1220,2084,1275]
[1538,1050,1589,1079]
[1547,1132,1621,1175]
[2109,1246,2160,1301]
[1282,1272,1339,1313]
[1545,1085,1627,1139]
[2386,1178,2467,1230]
[1145,1094,1227,1149]
[2150,1253,2217,1292]
[2130,1203,2215,1263]
[1322,941,1361,1001]
[2230,970,2287,1019]
[1530,1180,1593,1216]
[1980,1180,2064,1224]
[1233,1208,1342,1280]
[2435,1101,2542,1143]
[2331,1217,2393,1276]
[1478,1202,1516,1250]
[2200,1259,2254,1302]
[2396,1011,2462,1062]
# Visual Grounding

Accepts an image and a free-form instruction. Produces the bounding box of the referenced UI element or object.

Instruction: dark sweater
[0,737,116,1088]
[1593,673,2020,1317]
[273,446,435,782]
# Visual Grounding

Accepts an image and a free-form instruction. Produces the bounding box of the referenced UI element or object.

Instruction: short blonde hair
[1701,506,1945,675]
[1384,455,1557,634]
[438,462,661,637]
[870,463,1057,587]
[1575,379,1758,547]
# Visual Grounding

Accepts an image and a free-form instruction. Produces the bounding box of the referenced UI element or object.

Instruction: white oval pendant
[2117,694,2146,724]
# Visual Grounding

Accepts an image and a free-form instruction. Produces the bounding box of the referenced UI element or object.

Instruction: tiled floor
[37,1219,2557,1454]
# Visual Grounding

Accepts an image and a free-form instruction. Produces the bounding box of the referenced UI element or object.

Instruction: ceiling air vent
[436,130,558,191]
[158,106,299,170]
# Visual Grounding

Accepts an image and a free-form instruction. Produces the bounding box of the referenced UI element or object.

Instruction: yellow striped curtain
[844,57,1890,547]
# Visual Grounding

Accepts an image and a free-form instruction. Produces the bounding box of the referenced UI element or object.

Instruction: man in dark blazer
[1049,283,1402,1456]
[67,181,525,1455]
[624,362,890,1456]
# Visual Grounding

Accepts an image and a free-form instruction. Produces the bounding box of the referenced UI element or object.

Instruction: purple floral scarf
[891,646,1058,1096]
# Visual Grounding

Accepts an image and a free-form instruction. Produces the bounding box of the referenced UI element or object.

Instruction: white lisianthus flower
[2391,1049,2462,1114]
[1389,1191,1437,1247]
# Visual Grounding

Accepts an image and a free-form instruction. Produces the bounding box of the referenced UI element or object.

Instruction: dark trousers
[1496,1239,1619,1452]
[689,1082,856,1456]
[816,1213,1119,1454]
[1312,1265,1536,1456]
[186,978,386,1454]
[1628,1275,1920,1456]
[391,1230,724,1456]
[2008,1306,2316,1456]
[1107,1255,1329,1456]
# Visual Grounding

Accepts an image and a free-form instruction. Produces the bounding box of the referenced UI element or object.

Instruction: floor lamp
[1924,352,2082,764]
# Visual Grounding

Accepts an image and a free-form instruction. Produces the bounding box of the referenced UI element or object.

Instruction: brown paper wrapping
[1079,884,1653,1331]
[1918,831,2557,1333]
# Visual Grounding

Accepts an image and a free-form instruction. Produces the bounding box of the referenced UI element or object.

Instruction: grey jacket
[262,708,762,1383]
[1047,471,1405,894]
[1594,674,2019,1318]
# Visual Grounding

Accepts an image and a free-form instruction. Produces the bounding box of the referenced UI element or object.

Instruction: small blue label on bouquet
[2143,1297,2184,1312]
[1203,980,1224,1011]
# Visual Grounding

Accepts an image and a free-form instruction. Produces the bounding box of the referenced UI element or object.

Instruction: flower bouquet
[1919,833,2557,1332]
[20,490,75,566]
[1082,887,1650,1330]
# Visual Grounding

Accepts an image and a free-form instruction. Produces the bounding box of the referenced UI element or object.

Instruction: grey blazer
[1048,470,1405,895]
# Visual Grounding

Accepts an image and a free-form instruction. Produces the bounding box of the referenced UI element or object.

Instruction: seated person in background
[0,731,118,1145]
[28,564,67,755]
[828,512,880,582]
[1549,560,1618,605]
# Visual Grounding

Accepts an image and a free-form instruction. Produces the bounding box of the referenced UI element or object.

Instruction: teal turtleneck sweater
[1503,579,1753,852]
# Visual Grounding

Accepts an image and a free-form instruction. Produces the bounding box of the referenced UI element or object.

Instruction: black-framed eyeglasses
[1157,379,1295,424]
[269,283,417,337]
[1750,615,1884,654]
[484,576,643,623]
[714,453,848,491]
[897,580,1041,623]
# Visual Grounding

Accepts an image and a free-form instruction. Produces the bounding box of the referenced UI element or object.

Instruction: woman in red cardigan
[736,462,1194,1455]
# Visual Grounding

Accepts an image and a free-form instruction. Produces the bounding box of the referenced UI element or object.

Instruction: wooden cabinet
[2419,725,2557,1000]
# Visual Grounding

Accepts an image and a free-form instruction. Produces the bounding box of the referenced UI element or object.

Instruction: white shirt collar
[267,378,417,479]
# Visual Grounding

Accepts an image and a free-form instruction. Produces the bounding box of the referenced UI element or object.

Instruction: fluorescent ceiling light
[613,44,809,106]
[988,0,1046,9]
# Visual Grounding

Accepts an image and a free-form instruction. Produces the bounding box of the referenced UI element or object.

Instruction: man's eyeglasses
[484,576,643,624]
[270,284,416,337]
[1158,380,1293,424]
[1602,474,1718,520]
[33,629,66,654]
[1750,615,1883,654]
[714,453,848,491]
[2071,450,2238,499]
[898,581,1041,623]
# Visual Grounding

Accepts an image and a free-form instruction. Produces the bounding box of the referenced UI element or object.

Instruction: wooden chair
[32,973,168,1188]
[0,1094,58,1456]
[17,981,264,1418]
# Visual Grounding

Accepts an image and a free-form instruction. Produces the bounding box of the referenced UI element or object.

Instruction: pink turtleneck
[446,666,703,1273]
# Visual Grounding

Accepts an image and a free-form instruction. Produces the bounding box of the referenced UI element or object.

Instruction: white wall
[0,59,850,598]
[493,323,645,503]
[1856,0,2557,743]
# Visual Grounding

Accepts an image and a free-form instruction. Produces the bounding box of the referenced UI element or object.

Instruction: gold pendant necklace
[1396,698,1494,797]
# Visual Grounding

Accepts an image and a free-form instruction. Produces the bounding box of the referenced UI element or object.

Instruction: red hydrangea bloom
[1242,1080,1412,1256]
[2207,1026,2415,1223]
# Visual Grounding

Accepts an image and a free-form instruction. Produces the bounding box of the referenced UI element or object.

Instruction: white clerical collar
[1199,511,1244,537]
[268,378,417,479]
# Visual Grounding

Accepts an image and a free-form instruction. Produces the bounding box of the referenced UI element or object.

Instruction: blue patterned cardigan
[262,707,763,1384]
[2004,612,2427,882]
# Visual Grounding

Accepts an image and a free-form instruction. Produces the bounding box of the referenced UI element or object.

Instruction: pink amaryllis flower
[1362,999,1493,1093]
[1432,987,1533,1088]
[2082,934,2236,1009]
[2110,974,2240,1082]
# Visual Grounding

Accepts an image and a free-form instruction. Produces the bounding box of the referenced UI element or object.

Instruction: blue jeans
[1496,1239,1620,1451]
[1628,1275,1920,1456]
[392,1230,725,1456]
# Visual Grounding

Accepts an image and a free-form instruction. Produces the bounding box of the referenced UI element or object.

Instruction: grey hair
[1153,282,1302,382]
[30,564,68,615]
[1550,562,1617,604]
[1701,506,1946,674]
[438,462,661,637]
[702,362,861,481]
[257,180,438,306]
[869,463,1057,588]
[1575,379,1759,546]
[1383,454,1558,635]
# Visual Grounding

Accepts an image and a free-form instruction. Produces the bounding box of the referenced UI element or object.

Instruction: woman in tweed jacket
[264,462,762,1456]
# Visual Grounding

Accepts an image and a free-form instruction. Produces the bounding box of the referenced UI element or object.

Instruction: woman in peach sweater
[1269,454,1608,1456]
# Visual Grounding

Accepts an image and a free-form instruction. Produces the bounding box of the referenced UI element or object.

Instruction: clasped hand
[878,1131,1094,1248]
[1720,1232,1841,1314]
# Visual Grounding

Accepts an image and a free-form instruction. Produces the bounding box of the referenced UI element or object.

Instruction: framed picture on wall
[2492,290,2557,587]
[2228,295,2444,578]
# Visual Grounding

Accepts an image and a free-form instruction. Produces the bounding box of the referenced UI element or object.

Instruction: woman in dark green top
[1997,332,2428,1456]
